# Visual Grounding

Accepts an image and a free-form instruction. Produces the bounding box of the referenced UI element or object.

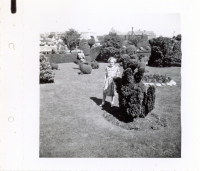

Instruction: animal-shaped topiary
[114,55,156,119]
[79,39,90,56]
[79,61,92,74]
[91,60,99,69]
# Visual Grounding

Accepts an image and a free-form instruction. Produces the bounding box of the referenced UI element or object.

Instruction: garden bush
[99,32,123,61]
[126,45,137,56]
[142,74,172,83]
[79,62,92,74]
[114,56,156,119]
[148,36,182,67]
[137,41,150,50]
[46,53,78,63]
[79,39,90,56]
[91,60,99,69]
[85,55,92,62]
[40,54,55,84]
[88,36,96,48]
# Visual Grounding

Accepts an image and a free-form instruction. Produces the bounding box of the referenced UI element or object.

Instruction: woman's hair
[108,57,116,63]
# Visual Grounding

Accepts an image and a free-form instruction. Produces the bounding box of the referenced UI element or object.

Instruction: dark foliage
[142,74,172,83]
[63,29,81,52]
[100,32,123,61]
[175,34,181,41]
[40,55,55,83]
[117,54,138,71]
[148,36,181,67]
[114,56,156,119]
[88,36,96,48]
[128,36,142,47]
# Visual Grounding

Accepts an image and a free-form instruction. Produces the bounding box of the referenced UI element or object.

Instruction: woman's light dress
[103,65,120,96]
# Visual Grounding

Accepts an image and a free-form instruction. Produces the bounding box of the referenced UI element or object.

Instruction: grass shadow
[90,97,133,123]
[73,67,80,70]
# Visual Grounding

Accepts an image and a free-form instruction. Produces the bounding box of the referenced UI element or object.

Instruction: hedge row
[45,46,102,64]
[45,53,78,64]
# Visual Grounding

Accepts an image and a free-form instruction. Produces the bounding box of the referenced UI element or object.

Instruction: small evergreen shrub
[80,62,92,74]
[40,54,55,83]
[79,39,90,56]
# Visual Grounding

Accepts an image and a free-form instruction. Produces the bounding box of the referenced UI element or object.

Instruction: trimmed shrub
[40,54,55,84]
[148,37,181,67]
[114,56,156,119]
[85,55,92,62]
[172,41,182,63]
[46,53,78,63]
[91,60,99,69]
[80,62,92,74]
[79,39,90,56]
[90,46,101,61]
[172,62,181,67]
[142,74,172,83]
[117,55,138,71]
[88,36,96,48]
[50,63,58,70]
[126,45,137,56]
[100,46,120,61]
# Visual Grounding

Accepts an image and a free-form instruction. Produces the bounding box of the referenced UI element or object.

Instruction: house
[127,30,156,40]
[81,31,98,42]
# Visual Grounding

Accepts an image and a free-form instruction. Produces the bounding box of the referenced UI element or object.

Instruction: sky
[39,0,181,37]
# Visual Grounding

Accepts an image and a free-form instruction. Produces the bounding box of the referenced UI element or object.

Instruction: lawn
[40,63,181,158]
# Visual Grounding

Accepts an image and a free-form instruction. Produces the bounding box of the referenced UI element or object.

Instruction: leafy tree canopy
[99,32,123,61]
[63,29,81,52]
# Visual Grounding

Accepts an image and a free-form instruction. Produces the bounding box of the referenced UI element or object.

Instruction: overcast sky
[39,0,181,37]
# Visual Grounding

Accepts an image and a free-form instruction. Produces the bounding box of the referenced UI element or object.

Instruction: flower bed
[142,74,176,86]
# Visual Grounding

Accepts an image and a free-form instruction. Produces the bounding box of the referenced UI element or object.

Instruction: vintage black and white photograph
[39,8,181,157]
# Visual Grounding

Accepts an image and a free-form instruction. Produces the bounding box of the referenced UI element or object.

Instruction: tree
[148,36,181,67]
[64,29,81,52]
[88,36,96,48]
[128,36,142,47]
[100,32,123,61]
[175,34,181,41]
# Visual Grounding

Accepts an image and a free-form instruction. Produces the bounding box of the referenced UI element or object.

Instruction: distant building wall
[81,32,98,41]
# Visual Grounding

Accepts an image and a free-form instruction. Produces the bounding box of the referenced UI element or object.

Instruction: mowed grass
[40,63,181,158]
